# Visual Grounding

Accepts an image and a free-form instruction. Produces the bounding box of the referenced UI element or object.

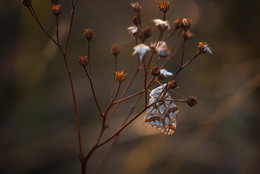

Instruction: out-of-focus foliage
[0,0,259,173]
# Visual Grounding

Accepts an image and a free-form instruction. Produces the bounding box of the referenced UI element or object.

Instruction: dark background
[0,0,259,173]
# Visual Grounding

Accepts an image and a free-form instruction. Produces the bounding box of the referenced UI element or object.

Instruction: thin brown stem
[104,82,121,117]
[163,28,177,42]
[113,89,144,104]
[94,94,143,173]
[111,56,118,98]
[142,58,148,106]
[170,52,201,81]
[83,67,103,117]
[180,30,186,67]
[99,100,160,146]
[112,77,154,104]
[55,15,59,43]
[161,31,182,68]
[28,5,58,45]
[64,2,77,54]
[106,63,141,124]
[27,2,83,159]
[63,55,83,157]
[87,40,92,76]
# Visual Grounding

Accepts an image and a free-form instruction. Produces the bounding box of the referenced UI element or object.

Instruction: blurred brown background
[1,0,260,174]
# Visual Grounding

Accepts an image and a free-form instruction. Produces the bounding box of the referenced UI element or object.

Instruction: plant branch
[111,56,118,98]
[83,67,104,117]
[28,5,58,46]
[64,1,78,54]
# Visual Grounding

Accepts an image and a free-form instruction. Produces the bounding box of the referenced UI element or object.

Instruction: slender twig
[87,40,92,76]
[104,82,121,117]
[27,2,83,159]
[163,12,166,21]
[142,58,148,106]
[180,30,186,67]
[100,106,149,146]
[94,94,143,174]
[55,15,59,43]
[106,63,141,124]
[163,28,177,42]
[111,56,118,98]
[170,52,201,81]
[64,55,83,157]
[64,1,78,54]
[161,31,182,68]
[83,67,103,116]
[99,98,163,146]
[28,5,58,45]
[113,89,144,104]
[83,82,121,172]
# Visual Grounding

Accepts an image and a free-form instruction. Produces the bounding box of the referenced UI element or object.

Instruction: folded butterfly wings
[144,84,179,135]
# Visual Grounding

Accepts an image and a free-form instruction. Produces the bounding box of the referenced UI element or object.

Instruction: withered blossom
[198,41,213,54]
[132,44,151,61]
[127,25,138,36]
[152,19,171,31]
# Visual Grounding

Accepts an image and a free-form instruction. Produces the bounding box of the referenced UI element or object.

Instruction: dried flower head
[182,30,193,40]
[174,18,191,30]
[158,1,170,13]
[158,68,173,80]
[139,27,152,41]
[20,0,31,7]
[152,19,171,32]
[168,80,177,89]
[198,41,213,54]
[83,28,94,40]
[160,69,173,77]
[78,56,88,67]
[133,15,141,26]
[127,25,138,36]
[151,65,160,76]
[156,41,170,57]
[110,45,120,57]
[52,4,61,16]
[186,96,198,107]
[132,44,151,61]
[115,71,127,83]
[130,2,142,12]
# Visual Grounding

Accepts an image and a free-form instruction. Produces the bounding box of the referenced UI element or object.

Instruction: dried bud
[115,71,127,83]
[52,4,61,16]
[198,41,213,54]
[186,96,198,107]
[168,80,177,89]
[151,65,160,76]
[139,27,152,41]
[133,15,141,26]
[21,0,31,7]
[182,31,193,40]
[158,1,170,13]
[130,2,142,12]
[110,45,120,57]
[83,28,94,40]
[78,56,88,67]
[174,18,191,30]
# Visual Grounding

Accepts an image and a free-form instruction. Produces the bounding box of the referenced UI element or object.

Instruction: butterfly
[144,84,179,135]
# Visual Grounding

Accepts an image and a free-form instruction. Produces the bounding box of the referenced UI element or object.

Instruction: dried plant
[19,0,212,173]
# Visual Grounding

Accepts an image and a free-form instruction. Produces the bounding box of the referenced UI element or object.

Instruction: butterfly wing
[144,93,179,135]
